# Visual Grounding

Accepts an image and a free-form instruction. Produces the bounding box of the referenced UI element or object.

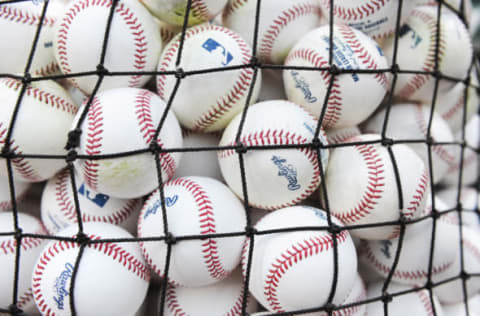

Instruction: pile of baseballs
[0,0,478,315]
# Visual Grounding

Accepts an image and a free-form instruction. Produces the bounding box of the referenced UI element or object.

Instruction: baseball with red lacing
[72,87,183,199]
[218,100,329,211]
[317,0,420,40]
[0,212,48,315]
[222,0,322,64]
[242,206,358,314]
[137,176,247,287]
[31,222,150,316]
[139,0,228,26]
[323,134,429,240]
[40,169,142,235]
[283,24,389,130]
[53,0,162,95]
[0,78,78,183]
[157,23,261,132]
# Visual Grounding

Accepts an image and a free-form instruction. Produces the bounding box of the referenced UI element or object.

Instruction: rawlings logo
[53,262,74,310]
[399,24,423,49]
[322,37,360,82]
[44,41,53,48]
[143,194,179,220]
[271,155,301,191]
[350,17,388,35]
[304,206,327,220]
[202,38,233,66]
[290,71,318,103]
[78,183,110,208]
[303,122,316,136]
[380,240,392,259]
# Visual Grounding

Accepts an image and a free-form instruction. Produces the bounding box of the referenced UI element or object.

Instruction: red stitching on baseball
[417,290,435,316]
[191,0,213,21]
[327,129,359,145]
[56,0,150,88]
[0,224,46,255]
[464,237,480,264]
[0,4,56,27]
[396,9,447,99]
[32,235,149,315]
[157,24,254,132]
[83,96,103,191]
[17,287,34,310]
[222,0,248,18]
[361,242,454,281]
[319,0,386,24]
[262,231,349,312]
[259,2,321,63]
[219,129,321,210]
[134,89,176,179]
[441,93,464,122]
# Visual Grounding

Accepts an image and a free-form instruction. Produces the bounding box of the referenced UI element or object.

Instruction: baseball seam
[464,237,480,264]
[219,129,321,210]
[191,0,213,21]
[17,287,34,310]
[319,0,386,22]
[157,24,254,132]
[134,89,176,179]
[0,4,55,26]
[263,230,349,312]
[417,290,435,316]
[32,235,149,316]
[83,96,103,191]
[327,130,359,145]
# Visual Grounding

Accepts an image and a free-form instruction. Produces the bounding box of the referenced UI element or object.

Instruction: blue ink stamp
[290,71,318,103]
[78,183,110,208]
[380,240,392,259]
[53,262,74,310]
[202,38,233,66]
[143,194,178,220]
[271,155,301,191]
[399,24,423,49]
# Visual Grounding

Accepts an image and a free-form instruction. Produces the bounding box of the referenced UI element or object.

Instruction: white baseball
[437,187,480,230]
[138,176,246,287]
[284,24,389,129]
[0,176,29,212]
[65,84,88,107]
[243,206,357,314]
[434,226,480,304]
[164,269,257,315]
[443,295,480,316]
[157,23,261,132]
[41,169,142,235]
[32,222,149,316]
[442,115,479,186]
[0,78,78,182]
[0,1,59,76]
[218,100,329,210]
[54,0,162,94]
[173,130,223,181]
[324,134,429,240]
[222,0,322,64]
[359,218,459,285]
[418,0,473,25]
[0,212,47,315]
[258,69,287,102]
[139,0,227,26]
[326,125,361,145]
[318,0,420,40]
[383,6,472,102]
[366,282,444,316]
[364,103,456,184]
[73,87,183,199]
[156,18,181,48]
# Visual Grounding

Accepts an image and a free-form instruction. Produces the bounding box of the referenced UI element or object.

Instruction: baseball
[366,282,444,316]
[318,0,419,40]
[173,130,223,181]
[157,23,261,132]
[243,205,357,314]
[218,100,329,210]
[434,226,480,304]
[443,295,480,316]
[0,212,47,315]
[73,87,183,199]
[164,269,258,315]
[437,187,480,230]
[0,176,29,212]
[139,0,227,26]
[54,0,162,94]
[283,24,389,129]
[157,18,181,48]
[364,103,456,184]
[359,218,459,285]
[0,1,59,77]
[32,222,150,316]
[41,169,142,235]
[222,0,322,64]
[441,115,479,187]
[326,125,361,145]
[0,78,78,183]
[383,6,472,102]
[138,176,246,287]
[323,134,429,240]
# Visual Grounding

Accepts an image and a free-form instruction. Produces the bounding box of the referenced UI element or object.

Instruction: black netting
[0,0,479,315]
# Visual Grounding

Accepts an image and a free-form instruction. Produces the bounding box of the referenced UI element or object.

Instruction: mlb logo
[78,183,110,208]
[202,38,233,66]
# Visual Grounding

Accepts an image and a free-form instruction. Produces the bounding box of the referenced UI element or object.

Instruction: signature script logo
[53,262,74,310]
[143,194,179,220]
[271,156,301,191]
[290,71,318,103]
